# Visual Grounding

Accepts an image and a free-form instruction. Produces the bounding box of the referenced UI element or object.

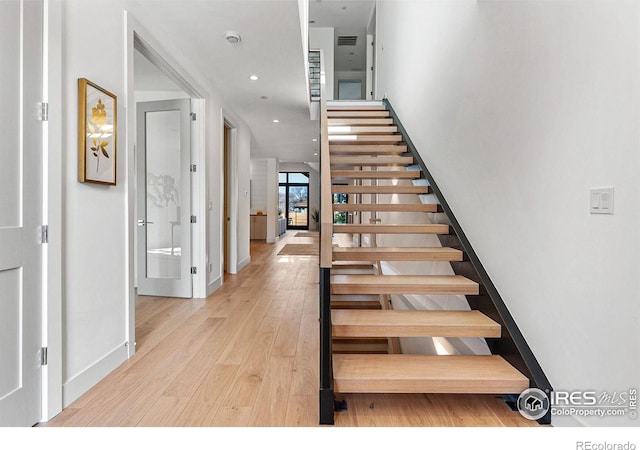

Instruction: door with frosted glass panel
[136,99,192,298]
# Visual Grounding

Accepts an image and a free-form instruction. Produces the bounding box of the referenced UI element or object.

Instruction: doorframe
[221,112,239,276]
[125,13,208,355]
[44,0,63,421]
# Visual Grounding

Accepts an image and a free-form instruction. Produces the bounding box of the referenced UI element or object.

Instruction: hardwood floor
[45,232,537,427]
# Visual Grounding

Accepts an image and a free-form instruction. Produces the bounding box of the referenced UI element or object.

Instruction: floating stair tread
[331,185,430,195]
[328,126,398,134]
[332,310,500,338]
[331,170,420,179]
[330,262,376,270]
[332,203,439,213]
[327,104,386,111]
[328,135,403,144]
[328,118,394,126]
[330,156,413,166]
[330,146,407,155]
[332,247,462,262]
[330,274,479,295]
[333,354,529,394]
[327,111,390,118]
[333,224,450,234]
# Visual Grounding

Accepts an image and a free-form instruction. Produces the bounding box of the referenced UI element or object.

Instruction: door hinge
[191,267,197,275]
[190,215,197,224]
[40,225,49,244]
[190,112,197,121]
[190,164,197,173]
[41,347,48,366]
[41,102,49,121]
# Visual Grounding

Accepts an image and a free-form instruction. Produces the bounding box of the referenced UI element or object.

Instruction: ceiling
[128,0,374,164]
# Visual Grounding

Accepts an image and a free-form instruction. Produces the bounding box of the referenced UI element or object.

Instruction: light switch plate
[590,187,614,214]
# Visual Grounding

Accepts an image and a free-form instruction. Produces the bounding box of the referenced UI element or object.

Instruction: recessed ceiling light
[260,95,268,100]
[312,138,317,142]
[225,31,241,44]
[249,75,259,81]
[341,6,347,10]
[272,119,280,123]
[314,152,318,156]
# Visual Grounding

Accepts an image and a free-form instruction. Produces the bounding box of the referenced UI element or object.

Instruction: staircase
[318,101,549,425]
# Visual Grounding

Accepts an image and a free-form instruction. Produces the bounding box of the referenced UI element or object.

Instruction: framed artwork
[78,78,117,185]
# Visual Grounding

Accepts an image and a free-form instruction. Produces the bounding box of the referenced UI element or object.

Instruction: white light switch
[590,187,614,214]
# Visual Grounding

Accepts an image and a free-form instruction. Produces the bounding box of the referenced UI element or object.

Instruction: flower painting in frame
[78,78,117,185]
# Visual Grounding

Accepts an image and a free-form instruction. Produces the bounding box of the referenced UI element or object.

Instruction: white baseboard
[237,255,251,272]
[207,276,222,297]
[62,343,128,407]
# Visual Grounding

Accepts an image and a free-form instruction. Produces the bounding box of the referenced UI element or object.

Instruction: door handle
[137,219,155,226]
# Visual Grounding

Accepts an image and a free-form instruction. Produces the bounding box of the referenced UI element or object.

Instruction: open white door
[0,0,44,426]
[136,99,192,298]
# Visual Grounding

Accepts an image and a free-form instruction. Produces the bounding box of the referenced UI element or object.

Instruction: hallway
[46,232,536,427]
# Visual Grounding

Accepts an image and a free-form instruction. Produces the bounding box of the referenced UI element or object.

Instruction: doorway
[279,172,310,230]
[338,79,363,100]
[136,98,192,298]
[223,123,231,277]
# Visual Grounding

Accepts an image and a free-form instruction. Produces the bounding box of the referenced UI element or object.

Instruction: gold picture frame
[78,78,117,185]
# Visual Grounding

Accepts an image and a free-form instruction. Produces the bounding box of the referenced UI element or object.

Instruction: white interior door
[136,99,192,298]
[0,0,44,426]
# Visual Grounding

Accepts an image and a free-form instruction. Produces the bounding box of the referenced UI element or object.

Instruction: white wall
[60,0,129,406]
[309,27,335,100]
[235,125,252,271]
[376,0,640,427]
[57,0,252,407]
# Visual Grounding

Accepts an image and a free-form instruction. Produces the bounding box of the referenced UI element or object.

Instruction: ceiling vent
[337,35,357,46]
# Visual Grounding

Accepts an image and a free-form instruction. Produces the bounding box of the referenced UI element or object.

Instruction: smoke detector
[225,31,241,44]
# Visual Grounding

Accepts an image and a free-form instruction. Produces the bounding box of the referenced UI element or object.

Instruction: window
[279,172,310,230]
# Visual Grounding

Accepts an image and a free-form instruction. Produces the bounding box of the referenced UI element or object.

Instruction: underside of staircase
[318,100,551,426]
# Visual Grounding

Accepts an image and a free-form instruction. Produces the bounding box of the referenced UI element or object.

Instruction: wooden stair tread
[331,185,430,195]
[331,170,420,179]
[332,203,439,213]
[328,125,398,134]
[330,262,376,270]
[332,247,462,261]
[327,111,390,118]
[332,310,500,338]
[330,274,479,295]
[333,354,529,394]
[328,118,394,126]
[330,156,413,166]
[330,147,407,156]
[328,135,403,144]
[333,224,450,234]
[327,104,386,111]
